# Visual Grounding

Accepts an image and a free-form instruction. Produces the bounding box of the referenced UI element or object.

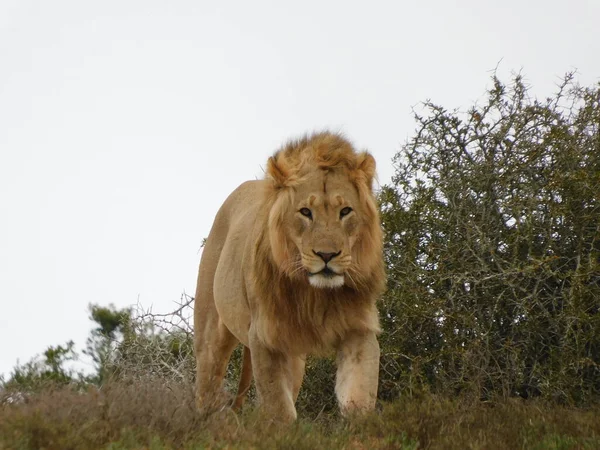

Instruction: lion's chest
[255,291,378,355]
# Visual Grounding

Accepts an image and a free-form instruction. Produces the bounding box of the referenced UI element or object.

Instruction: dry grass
[1,380,599,450]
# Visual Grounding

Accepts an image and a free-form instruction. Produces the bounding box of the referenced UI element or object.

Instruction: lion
[193,131,386,422]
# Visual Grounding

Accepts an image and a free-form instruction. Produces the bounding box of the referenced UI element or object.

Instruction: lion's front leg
[249,327,299,423]
[335,330,380,415]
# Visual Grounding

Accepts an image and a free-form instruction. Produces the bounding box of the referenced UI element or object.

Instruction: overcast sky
[1,0,599,378]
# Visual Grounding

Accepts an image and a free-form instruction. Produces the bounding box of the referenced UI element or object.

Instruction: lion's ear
[267,155,290,188]
[357,152,377,189]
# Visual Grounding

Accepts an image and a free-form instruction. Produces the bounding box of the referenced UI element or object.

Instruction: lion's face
[291,170,361,288]
[269,168,374,289]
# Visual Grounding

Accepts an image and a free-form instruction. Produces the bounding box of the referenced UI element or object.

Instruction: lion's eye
[340,207,353,218]
[299,207,313,219]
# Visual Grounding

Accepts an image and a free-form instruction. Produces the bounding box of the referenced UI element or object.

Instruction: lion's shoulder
[215,180,266,220]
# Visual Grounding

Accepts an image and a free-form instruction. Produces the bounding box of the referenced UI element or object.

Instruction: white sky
[1,0,599,378]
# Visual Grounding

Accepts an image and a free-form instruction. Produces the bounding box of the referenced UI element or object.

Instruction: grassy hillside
[1,380,599,450]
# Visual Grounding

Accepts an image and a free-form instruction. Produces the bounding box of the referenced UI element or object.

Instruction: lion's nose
[313,250,341,263]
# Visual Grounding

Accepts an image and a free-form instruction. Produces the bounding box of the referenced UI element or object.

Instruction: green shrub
[379,73,600,404]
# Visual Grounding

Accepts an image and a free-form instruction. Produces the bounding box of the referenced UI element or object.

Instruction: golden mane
[251,132,385,355]
[266,132,377,190]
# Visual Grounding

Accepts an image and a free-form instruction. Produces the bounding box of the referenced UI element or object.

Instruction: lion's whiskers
[285,258,305,278]
[346,265,367,289]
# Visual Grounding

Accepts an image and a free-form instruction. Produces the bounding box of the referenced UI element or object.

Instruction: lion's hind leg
[233,345,252,410]
[195,315,239,413]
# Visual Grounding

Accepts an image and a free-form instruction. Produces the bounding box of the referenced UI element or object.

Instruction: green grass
[1,381,599,450]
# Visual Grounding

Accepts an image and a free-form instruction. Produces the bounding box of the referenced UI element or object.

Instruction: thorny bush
[378,73,600,404]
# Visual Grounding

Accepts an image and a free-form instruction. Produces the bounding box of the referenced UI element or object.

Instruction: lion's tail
[233,345,252,410]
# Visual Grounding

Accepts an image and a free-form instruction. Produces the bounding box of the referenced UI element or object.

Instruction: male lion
[194,131,385,422]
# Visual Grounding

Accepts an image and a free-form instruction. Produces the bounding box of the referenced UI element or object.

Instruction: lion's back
[208,180,265,240]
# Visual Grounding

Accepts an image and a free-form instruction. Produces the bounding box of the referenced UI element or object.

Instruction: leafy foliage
[83,303,132,384]
[378,73,600,404]
[1,341,84,394]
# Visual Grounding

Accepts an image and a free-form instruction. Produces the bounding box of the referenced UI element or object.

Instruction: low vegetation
[2,380,599,450]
